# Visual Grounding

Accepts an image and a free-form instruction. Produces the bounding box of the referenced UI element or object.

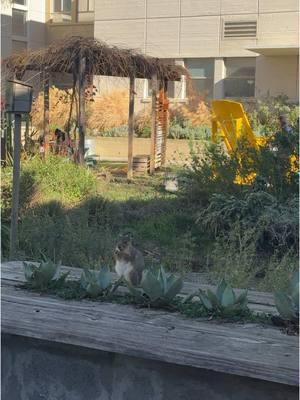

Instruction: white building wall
[255,55,299,101]
[93,0,299,102]
[27,0,46,51]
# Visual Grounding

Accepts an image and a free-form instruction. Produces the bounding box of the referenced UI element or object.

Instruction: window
[51,0,71,22]
[224,58,255,98]
[185,58,214,98]
[78,0,94,22]
[13,0,26,5]
[223,21,257,39]
[12,40,27,53]
[12,8,27,37]
[78,0,94,12]
[53,0,71,12]
[145,80,175,99]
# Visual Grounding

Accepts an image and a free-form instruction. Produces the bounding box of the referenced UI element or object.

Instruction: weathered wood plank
[1,283,298,386]
[1,261,276,314]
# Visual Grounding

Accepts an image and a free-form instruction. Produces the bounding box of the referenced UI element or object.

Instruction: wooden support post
[9,113,22,260]
[43,69,50,151]
[78,56,86,164]
[162,79,169,167]
[127,76,135,180]
[150,74,158,174]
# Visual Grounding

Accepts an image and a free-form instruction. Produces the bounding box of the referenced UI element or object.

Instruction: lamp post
[6,80,33,260]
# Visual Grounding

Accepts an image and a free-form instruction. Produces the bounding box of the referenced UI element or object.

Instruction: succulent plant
[130,266,183,306]
[80,266,112,298]
[274,271,299,323]
[197,279,249,317]
[23,260,69,289]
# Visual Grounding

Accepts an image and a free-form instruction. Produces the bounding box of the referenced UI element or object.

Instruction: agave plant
[23,260,69,289]
[197,279,249,317]
[80,266,112,298]
[274,272,299,324]
[129,266,183,306]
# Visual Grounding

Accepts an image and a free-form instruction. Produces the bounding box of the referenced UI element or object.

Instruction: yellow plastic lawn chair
[211,100,265,152]
[211,100,298,183]
[211,100,265,184]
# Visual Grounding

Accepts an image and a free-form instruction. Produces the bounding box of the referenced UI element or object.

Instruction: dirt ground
[86,137,204,165]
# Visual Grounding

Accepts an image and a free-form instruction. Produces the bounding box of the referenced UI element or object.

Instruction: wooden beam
[162,79,169,167]
[78,56,86,165]
[150,74,158,174]
[2,262,299,387]
[127,76,135,180]
[9,113,22,260]
[43,68,50,153]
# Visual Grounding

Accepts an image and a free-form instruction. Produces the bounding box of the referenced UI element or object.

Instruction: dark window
[12,8,26,37]
[185,58,214,98]
[224,58,256,98]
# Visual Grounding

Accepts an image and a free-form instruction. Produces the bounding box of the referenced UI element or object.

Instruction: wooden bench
[2,262,298,400]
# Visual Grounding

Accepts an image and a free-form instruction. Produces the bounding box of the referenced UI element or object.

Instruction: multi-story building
[1,1,299,104]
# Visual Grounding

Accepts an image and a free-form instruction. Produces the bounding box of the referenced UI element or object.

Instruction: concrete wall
[1,0,46,58]
[94,0,299,58]
[2,334,299,400]
[255,55,299,101]
[46,22,94,44]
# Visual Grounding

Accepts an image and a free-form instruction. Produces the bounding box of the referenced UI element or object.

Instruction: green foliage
[168,119,211,140]
[22,155,97,203]
[92,125,128,137]
[195,279,249,318]
[23,259,69,290]
[19,197,118,267]
[1,223,10,259]
[247,96,299,136]
[187,142,243,203]
[128,266,183,306]
[274,272,299,323]
[199,191,298,256]
[80,266,112,298]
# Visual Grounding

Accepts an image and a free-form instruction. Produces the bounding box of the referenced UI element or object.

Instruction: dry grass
[88,90,129,131]
[31,87,74,132]
[182,98,211,126]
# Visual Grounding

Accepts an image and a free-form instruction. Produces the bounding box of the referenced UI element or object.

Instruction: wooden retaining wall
[1,261,299,400]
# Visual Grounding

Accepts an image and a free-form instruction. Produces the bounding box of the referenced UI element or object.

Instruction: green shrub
[1,223,10,259]
[95,125,128,137]
[169,119,211,140]
[19,197,120,267]
[198,192,298,256]
[22,155,97,203]
[247,96,299,136]
[187,129,298,202]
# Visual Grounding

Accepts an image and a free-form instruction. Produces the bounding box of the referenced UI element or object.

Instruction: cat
[114,236,145,286]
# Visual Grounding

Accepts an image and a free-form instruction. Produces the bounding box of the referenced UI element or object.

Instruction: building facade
[93,0,299,103]
[1,1,299,103]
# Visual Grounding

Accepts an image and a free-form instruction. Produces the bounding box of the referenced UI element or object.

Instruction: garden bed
[2,262,298,400]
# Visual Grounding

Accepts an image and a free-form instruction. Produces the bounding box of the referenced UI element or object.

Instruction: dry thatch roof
[4,36,187,81]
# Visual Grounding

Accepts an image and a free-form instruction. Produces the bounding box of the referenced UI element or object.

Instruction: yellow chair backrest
[211,100,258,152]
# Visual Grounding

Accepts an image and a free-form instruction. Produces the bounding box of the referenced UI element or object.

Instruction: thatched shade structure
[4,36,188,176]
[4,36,186,81]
